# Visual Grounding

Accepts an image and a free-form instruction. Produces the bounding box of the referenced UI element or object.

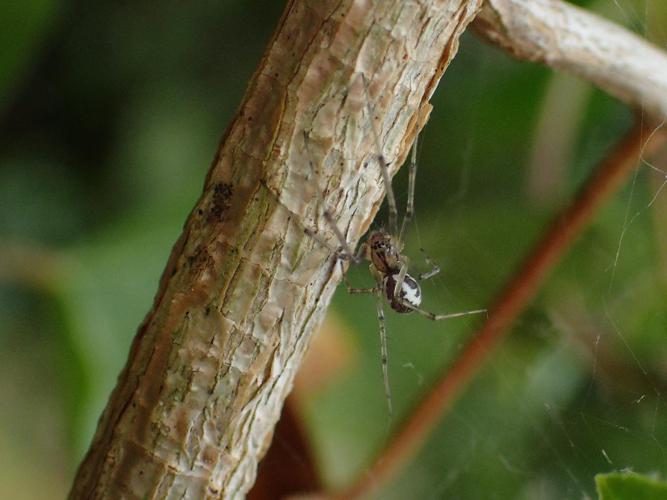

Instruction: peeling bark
[68,0,483,498]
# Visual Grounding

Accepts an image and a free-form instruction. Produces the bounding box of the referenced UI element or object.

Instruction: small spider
[304,77,486,415]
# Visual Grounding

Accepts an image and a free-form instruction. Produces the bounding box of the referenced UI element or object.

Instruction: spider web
[297,2,667,498]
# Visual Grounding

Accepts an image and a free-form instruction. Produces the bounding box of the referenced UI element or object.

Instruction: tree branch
[68,0,483,497]
[474,0,667,121]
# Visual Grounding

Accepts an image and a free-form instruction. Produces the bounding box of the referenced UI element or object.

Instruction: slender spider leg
[347,286,379,295]
[375,291,393,416]
[418,247,441,281]
[392,259,410,299]
[304,228,356,262]
[302,131,361,264]
[361,75,399,236]
[400,302,487,321]
[337,251,377,295]
[399,136,418,244]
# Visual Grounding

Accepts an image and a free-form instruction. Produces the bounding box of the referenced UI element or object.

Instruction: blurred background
[1,1,666,498]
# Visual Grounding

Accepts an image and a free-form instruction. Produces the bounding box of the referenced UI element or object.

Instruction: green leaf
[596,471,667,500]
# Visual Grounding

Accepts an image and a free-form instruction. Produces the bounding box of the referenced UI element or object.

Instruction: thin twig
[332,122,666,499]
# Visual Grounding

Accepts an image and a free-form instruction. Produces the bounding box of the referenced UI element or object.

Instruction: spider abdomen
[383,273,422,314]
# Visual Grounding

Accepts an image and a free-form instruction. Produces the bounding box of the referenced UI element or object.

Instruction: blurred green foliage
[596,471,667,500]
[1,1,666,499]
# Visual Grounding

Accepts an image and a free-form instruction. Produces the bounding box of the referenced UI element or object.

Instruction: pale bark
[474,0,667,121]
[68,0,483,498]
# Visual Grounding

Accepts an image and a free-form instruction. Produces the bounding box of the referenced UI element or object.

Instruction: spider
[304,78,486,415]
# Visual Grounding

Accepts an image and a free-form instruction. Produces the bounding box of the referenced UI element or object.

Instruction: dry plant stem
[474,0,667,121]
[247,399,320,499]
[335,123,666,500]
[68,1,484,498]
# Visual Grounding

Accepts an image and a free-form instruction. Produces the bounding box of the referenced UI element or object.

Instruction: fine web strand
[607,119,665,293]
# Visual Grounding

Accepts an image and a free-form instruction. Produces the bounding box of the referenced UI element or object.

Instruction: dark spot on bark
[205,306,210,316]
[208,182,233,222]
[214,182,233,198]
[209,205,223,220]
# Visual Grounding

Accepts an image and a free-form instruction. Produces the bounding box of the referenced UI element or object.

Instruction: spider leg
[400,302,487,321]
[347,286,378,294]
[304,228,354,261]
[302,131,362,264]
[375,289,393,416]
[335,249,377,295]
[392,259,410,299]
[362,75,399,236]
[399,136,418,244]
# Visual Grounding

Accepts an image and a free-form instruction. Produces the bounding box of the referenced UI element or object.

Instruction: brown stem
[247,398,320,499]
[334,122,666,499]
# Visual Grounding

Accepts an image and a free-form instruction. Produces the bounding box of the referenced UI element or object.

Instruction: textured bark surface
[474,0,667,121]
[69,0,483,498]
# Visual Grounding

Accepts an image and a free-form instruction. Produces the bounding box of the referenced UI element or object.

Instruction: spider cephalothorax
[367,231,403,275]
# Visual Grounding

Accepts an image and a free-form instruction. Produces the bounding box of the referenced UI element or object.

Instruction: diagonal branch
[68,1,484,498]
[474,0,667,121]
